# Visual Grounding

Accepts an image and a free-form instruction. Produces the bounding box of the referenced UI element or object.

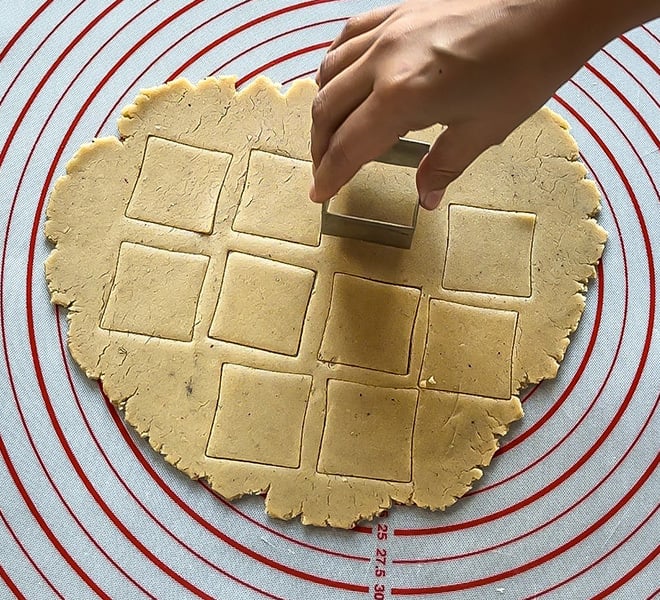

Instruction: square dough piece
[317,380,418,482]
[206,364,312,468]
[327,161,417,227]
[233,150,321,246]
[319,274,420,374]
[421,299,518,399]
[101,242,209,341]
[443,204,536,297]
[126,136,232,233]
[209,252,315,356]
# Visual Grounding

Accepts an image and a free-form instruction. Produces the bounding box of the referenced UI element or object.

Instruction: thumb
[416,122,499,210]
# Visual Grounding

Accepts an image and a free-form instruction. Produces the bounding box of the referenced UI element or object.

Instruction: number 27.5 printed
[373,522,388,599]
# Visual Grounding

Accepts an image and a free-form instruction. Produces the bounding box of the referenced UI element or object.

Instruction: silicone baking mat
[1,2,658,598]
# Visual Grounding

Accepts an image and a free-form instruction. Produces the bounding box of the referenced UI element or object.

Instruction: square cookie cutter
[321,137,430,249]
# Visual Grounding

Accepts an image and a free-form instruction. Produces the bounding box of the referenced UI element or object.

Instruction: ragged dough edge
[410,106,606,393]
[257,394,524,528]
[511,107,607,390]
[44,76,605,528]
[42,76,326,522]
[44,135,129,343]
[116,75,315,141]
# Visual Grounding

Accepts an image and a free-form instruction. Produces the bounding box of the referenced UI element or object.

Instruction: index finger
[328,5,396,52]
[310,93,403,203]
[311,58,373,169]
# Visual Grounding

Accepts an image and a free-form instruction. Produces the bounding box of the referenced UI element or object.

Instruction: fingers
[328,5,396,52]
[310,93,401,203]
[416,122,502,210]
[311,59,373,169]
[317,31,376,89]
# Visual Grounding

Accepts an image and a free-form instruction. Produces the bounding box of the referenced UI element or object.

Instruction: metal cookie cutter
[321,137,430,249]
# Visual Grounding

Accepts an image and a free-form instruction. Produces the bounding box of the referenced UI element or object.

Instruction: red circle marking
[0,0,125,167]
[53,309,285,600]
[620,33,660,75]
[93,0,257,137]
[578,64,660,203]
[211,486,371,562]
[279,68,317,86]
[0,0,86,107]
[209,18,345,78]
[592,544,660,600]
[584,63,660,149]
[11,8,369,595]
[3,4,656,596]
[3,7,368,592]
[0,509,63,599]
[388,63,658,593]
[0,563,26,600]
[236,42,331,86]
[601,47,660,109]
[168,0,338,80]
[524,491,659,598]
[641,24,660,44]
[0,0,55,62]
[0,440,113,599]
[394,390,656,566]
[391,457,659,595]
[105,388,373,579]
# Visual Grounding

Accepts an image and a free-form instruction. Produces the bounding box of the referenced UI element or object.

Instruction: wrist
[549,0,660,49]
[516,0,657,90]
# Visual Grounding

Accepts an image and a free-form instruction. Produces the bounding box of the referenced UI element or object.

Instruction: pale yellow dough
[44,77,606,528]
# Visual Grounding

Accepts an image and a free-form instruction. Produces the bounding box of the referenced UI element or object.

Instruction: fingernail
[420,189,445,210]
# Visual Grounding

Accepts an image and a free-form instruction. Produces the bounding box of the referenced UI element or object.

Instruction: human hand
[309,0,608,210]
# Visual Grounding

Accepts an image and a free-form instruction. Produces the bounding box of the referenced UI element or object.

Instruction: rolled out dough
[45,77,606,528]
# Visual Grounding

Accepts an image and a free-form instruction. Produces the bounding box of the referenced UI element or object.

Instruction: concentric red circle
[1,4,657,598]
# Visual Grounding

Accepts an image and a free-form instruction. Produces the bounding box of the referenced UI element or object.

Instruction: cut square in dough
[319,274,420,374]
[100,242,209,342]
[233,150,321,246]
[209,252,315,356]
[326,160,417,227]
[206,364,311,468]
[443,204,536,297]
[317,380,418,482]
[126,136,232,233]
[420,299,518,399]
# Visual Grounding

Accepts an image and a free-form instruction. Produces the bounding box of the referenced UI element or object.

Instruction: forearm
[497,0,659,107]
[577,0,660,39]
[543,0,660,56]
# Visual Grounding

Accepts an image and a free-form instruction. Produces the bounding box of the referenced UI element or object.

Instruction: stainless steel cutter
[320,137,430,249]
